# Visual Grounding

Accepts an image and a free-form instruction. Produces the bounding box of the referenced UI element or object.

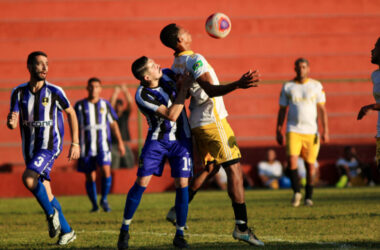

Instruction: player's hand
[7,112,19,129]
[357,105,372,120]
[276,130,283,145]
[68,143,80,161]
[177,71,193,92]
[118,142,126,156]
[237,69,260,89]
[321,131,330,143]
[120,84,129,92]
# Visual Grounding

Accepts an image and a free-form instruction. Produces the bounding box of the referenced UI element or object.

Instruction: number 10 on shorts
[182,157,192,171]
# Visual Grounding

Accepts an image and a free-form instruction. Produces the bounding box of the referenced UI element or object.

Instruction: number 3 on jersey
[182,156,192,171]
[34,156,44,167]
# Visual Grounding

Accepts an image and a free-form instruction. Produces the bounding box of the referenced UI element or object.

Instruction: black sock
[232,202,248,231]
[188,188,198,204]
[289,169,301,193]
[305,185,313,199]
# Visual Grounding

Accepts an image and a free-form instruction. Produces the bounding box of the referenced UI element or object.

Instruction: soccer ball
[205,13,231,39]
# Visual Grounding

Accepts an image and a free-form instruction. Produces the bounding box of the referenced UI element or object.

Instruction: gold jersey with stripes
[172,51,228,129]
[279,78,326,134]
[371,70,380,137]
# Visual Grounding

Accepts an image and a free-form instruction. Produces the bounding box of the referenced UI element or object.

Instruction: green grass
[1,187,380,249]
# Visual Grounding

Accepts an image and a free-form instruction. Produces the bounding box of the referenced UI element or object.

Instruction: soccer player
[7,51,79,245]
[276,58,329,207]
[160,24,264,246]
[117,56,193,249]
[75,77,125,212]
[357,37,380,171]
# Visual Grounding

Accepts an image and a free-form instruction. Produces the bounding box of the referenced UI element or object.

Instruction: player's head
[160,23,192,51]
[131,56,162,86]
[266,149,276,162]
[343,146,356,159]
[115,99,124,112]
[27,51,48,81]
[371,37,380,65]
[294,57,310,79]
[87,77,102,99]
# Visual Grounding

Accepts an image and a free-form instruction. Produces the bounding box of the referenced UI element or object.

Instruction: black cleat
[173,234,188,249]
[117,229,130,250]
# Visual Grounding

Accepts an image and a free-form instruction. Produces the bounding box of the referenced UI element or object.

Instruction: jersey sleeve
[55,87,70,110]
[105,100,118,123]
[135,87,162,113]
[316,82,326,104]
[187,54,210,80]
[279,84,289,107]
[9,87,20,113]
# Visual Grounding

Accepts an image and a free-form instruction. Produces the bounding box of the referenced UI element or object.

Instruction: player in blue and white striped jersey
[117,56,193,249]
[7,51,79,245]
[75,77,125,213]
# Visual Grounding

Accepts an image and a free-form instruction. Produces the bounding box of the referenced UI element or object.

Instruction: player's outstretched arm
[7,112,19,129]
[110,121,126,156]
[65,106,80,161]
[276,106,287,145]
[196,69,260,98]
[156,73,193,121]
[110,85,121,107]
[121,84,133,113]
[357,103,380,120]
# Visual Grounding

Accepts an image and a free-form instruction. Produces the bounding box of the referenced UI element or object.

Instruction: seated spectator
[335,146,373,187]
[110,84,135,169]
[258,149,287,189]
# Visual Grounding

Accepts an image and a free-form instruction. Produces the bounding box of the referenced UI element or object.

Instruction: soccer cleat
[166,207,188,229]
[291,192,302,207]
[117,229,130,250]
[100,200,111,212]
[173,234,188,249]
[304,199,314,207]
[57,230,76,245]
[90,206,99,213]
[47,208,61,238]
[232,226,264,246]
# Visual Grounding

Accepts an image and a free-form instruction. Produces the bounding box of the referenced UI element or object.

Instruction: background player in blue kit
[75,77,125,212]
[117,56,193,249]
[7,51,80,245]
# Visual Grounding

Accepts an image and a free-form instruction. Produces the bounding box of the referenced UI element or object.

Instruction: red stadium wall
[0,0,379,197]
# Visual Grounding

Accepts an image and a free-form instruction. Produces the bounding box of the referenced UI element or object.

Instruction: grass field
[0,187,379,249]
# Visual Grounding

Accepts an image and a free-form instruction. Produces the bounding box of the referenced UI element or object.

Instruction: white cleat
[47,208,61,238]
[304,199,314,207]
[57,230,76,245]
[232,226,264,246]
[292,192,302,207]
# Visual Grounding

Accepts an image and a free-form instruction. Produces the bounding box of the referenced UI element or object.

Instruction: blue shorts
[77,151,112,173]
[26,149,57,181]
[138,139,193,178]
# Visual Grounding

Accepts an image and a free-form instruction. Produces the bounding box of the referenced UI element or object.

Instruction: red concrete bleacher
[0,0,379,197]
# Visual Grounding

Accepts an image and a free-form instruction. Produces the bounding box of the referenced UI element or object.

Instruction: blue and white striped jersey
[135,69,191,142]
[9,81,70,162]
[74,98,118,157]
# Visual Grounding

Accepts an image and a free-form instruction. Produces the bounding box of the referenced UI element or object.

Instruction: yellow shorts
[286,132,320,164]
[376,138,380,165]
[192,118,241,166]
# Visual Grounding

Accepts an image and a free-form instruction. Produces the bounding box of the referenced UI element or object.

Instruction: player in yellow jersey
[276,58,329,207]
[358,37,380,171]
[160,23,264,246]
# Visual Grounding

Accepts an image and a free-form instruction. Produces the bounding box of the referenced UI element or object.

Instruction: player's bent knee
[22,170,39,190]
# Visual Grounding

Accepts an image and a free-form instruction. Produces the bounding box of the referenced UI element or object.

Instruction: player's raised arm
[196,69,260,98]
[64,106,80,161]
[156,73,193,121]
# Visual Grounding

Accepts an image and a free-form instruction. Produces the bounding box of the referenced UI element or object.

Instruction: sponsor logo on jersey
[192,60,203,71]
[23,120,53,127]
[100,107,105,114]
[42,97,49,106]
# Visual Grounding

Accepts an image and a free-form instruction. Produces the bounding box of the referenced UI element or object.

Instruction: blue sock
[175,186,189,236]
[51,197,71,234]
[32,181,54,216]
[85,181,98,209]
[101,176,112,202]
[121,183,146,231]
